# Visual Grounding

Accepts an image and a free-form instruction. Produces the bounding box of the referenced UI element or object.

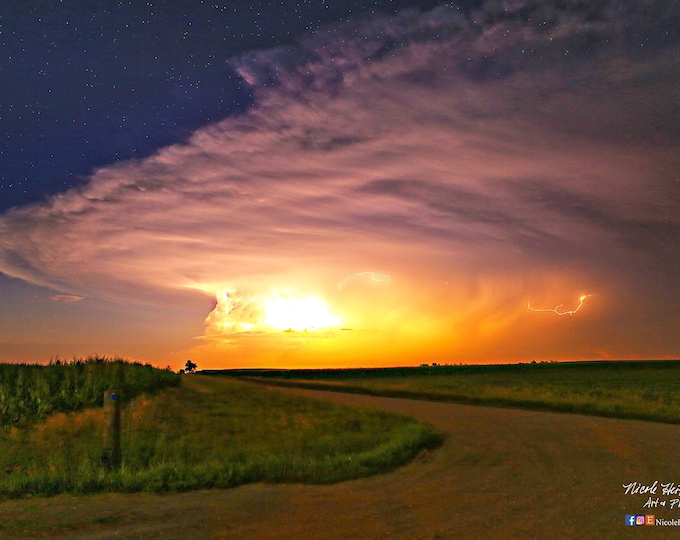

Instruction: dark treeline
[201,359,680,380]
[0,356,180,427]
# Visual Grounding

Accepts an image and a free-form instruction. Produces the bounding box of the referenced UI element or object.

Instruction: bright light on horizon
[263,296,341,331]
[204,289,342,335]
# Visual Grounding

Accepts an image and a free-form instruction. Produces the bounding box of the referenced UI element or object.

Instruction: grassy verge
[237,361,680,424]
[0,375,443,499]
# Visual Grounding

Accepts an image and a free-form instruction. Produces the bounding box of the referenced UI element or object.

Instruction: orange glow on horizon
[192,277,610,370]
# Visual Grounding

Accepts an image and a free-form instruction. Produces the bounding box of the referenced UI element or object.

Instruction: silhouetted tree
[184,360,197,374]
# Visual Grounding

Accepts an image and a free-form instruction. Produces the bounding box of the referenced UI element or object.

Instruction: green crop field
[0,356,180,428]
[0,371,443,499]
[214,360,680,424]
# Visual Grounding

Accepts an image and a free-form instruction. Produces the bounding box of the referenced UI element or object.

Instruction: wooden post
[103,390,122,470]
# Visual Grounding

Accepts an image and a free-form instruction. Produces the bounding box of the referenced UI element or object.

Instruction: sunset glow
[339,273,391,291]
[203,289,341,337]
[263,296,340,332]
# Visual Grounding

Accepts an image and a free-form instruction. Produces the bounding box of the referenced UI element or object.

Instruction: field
[3,359,680,538]
[212,360,680,424]
[0,356,180,427]
[0,372,443,499]
[3,385,680,538]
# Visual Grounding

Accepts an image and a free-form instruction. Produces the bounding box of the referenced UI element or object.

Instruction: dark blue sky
[1,0,461,212]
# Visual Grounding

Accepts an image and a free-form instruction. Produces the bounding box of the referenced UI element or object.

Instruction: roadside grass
[0,375,443,499]
[239,361,680,424]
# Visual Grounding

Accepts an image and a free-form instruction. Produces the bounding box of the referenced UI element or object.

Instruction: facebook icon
[625,515,637,526]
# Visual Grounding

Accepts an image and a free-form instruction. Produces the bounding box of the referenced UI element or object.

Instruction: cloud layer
[2,0,679,363]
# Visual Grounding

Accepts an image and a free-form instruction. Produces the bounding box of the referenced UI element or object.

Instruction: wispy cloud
[1,0,679,361]
[50,294,85,303]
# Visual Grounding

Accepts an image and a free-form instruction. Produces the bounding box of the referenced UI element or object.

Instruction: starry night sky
[1,0,679,368]
[1,0,452,211]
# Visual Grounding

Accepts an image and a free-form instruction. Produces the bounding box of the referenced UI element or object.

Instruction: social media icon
[625,514,636,526]
[646,515,655,526]
[636,515,646,525]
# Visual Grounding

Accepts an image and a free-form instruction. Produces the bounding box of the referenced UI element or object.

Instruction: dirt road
[3,387,679,539]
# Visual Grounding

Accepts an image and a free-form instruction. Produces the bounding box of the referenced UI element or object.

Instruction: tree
[184,360,197,374]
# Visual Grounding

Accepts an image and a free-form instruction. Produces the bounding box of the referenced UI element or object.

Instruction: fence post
[103,390,122,470]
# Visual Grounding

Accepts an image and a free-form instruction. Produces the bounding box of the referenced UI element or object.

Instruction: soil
[2,386,679,539]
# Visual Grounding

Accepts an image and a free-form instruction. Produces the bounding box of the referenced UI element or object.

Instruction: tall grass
[0,356,180,427]
[0,376,443,498]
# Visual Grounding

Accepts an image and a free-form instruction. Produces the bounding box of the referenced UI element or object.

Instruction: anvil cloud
[1,1,679,367]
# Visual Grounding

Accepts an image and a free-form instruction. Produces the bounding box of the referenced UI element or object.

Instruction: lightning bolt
[339,272,391,290]
[528,295,591,316]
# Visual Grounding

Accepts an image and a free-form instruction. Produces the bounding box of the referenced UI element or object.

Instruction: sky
[1,0,679,370]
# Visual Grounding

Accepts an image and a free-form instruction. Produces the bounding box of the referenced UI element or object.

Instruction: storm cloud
[1,0,679,363]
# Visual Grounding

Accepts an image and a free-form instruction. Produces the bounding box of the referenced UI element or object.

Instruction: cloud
[1,1,679,360]
[204,290,267,335]
[51,294,85,303]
